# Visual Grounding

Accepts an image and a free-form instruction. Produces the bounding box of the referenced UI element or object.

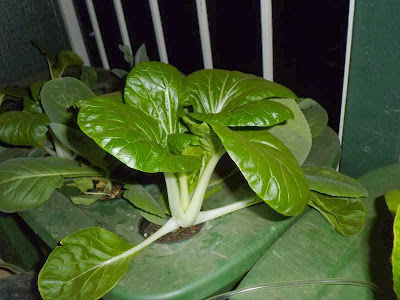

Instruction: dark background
[75,0,348,131]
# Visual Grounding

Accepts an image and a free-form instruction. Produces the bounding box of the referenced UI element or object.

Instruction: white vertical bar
[195,0,213,69]
[113,0,132,52]
[338,0,356,146]
[148,0,168,63]
[260,0,273,81]
[85,0,110,69]
[57,0,91,66]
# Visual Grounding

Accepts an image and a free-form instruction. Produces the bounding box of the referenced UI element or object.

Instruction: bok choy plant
[30,61,367,299]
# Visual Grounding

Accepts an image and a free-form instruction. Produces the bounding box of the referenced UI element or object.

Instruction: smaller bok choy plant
[36,61,368,300]
[0,50,126,211]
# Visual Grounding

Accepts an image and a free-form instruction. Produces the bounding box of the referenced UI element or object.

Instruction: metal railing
[57,0,355,143]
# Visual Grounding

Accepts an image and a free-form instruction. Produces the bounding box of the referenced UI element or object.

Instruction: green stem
[178,173,190,212]
[108,218,180,263]
[179,149,225,228]
[164,173,184,222]
[194,196,262,225]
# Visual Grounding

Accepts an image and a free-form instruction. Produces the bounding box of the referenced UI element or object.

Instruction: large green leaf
[0,111,49,146]
[303,165,368,197]
[268,98,312,165]
[50,123,107,169]
[210,122,309,216]
[309,192,365,236]
[125,62,186,135]
[124,184,166,218]
[78,98,201,173]
[38,227,136,300]
[0,157,101,213]
[185,69,296,114]
[393,205,400,298]
[189,100,293,127]
[41,77,94,125]
[298,98,328,137]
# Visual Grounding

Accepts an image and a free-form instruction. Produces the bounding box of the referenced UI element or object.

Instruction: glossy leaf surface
[303,165,368,197]
[309,192,365,236]
[189,100,293,127]
[125,62,186,135]
[124,184,166,218]
[41,77,94,125]
[50,123,107,168]
[78,98,202,173]
[185,69,296,114]
[23,98,43,114]
[0,111,49,146]
[210,122,309,216]
[298,98,328,137]
[268,98,312,165]
[38,227,135,300]
[0,157,100,212]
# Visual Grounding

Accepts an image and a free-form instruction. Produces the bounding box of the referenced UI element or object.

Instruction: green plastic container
[20,177,304,299]
[234,164,399,299]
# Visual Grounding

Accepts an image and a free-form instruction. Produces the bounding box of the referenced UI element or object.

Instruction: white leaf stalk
[165,149,226,228]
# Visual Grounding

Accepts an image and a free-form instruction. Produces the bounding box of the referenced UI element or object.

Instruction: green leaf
[140,211,167,226]
[309,192,365,236]
[124,184,167,218]
[81,66,98,89]
[167,133,199,155]
[70,195,98,206]
[0,157,101,213]
[298,98,328,137]
[78,97,202,173]
[41,77,95,125]
[210,122,309,216]
[303,126,341,168]
[0,86,29,99]
[0,148,31,163]
[50,123,107,169]
[96,91,123,102]
[268,98,312,165]
[303,165,368,197]
[23,98,43,113]
[134,43,149,66]
[38,227,136,300]
[67,177,94,193]
[393,205,400,298]
[185,69,296,114]
[119,44,134,66]
[53,50,84,78]
[112,68,129,79]
[125,61,187,135]
[0,111,49,146]
[385,190,400,215]
[30,80,46,102]
[0,94,4,106]
[189,100,294,127]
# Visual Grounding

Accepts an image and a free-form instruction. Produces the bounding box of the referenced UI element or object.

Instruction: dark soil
[138,219,203,244]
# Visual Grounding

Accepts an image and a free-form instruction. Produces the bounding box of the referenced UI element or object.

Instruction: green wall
[0,0,69,85]
[341,0,400,178]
